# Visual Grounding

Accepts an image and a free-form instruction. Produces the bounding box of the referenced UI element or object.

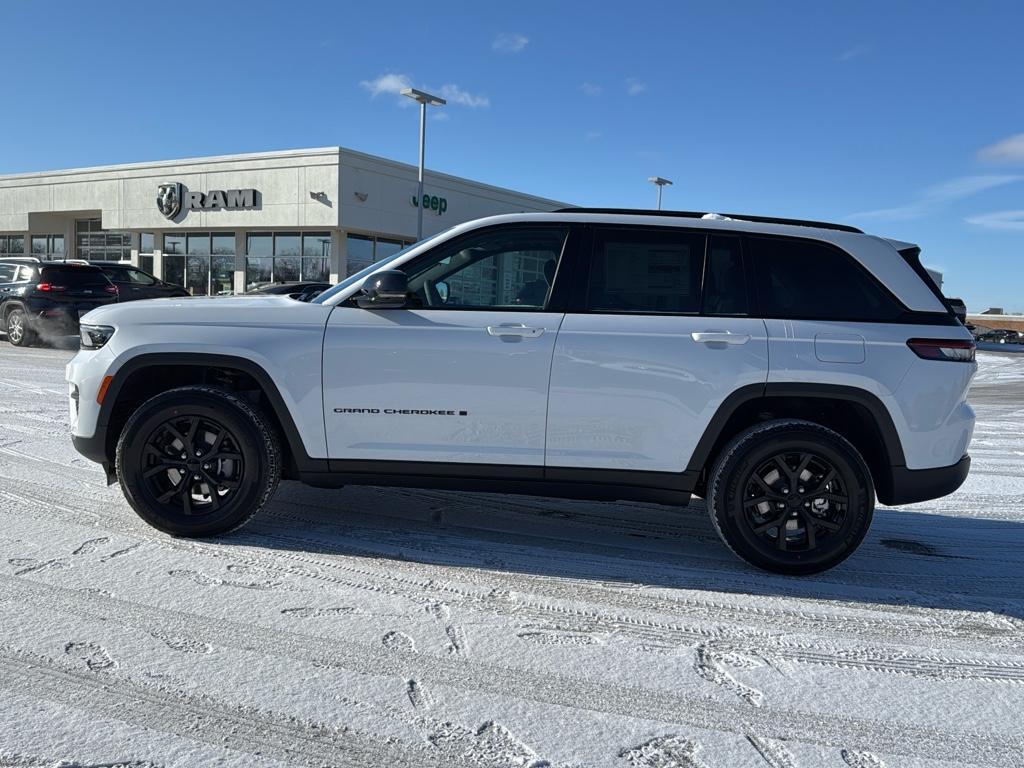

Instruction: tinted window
[747,236,903,321]
[702,236,748,315]
[0,264,15,282]
[587,228,704,313]
[39,266,111,287]
[406,227,568,310]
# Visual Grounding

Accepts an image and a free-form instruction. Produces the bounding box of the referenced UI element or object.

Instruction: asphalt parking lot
[1,341,1023,767]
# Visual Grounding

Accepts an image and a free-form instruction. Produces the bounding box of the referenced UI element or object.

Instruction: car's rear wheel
[5,308,35,347]
[707,419,874,575]
[116,385,281,536]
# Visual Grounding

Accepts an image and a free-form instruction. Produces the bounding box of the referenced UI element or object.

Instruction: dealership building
[0,147,566,294]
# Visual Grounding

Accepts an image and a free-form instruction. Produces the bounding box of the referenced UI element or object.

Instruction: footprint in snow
[428,720,550,768]
[64,641,116,672]
[841,750,886,768]
[619,735,707,768]
[382,630,416,653]
[281,607,357,618]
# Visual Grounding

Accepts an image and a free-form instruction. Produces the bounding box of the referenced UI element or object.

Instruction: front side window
[748,236,903,321]
[586,228,704,314]
[404,227,568,310]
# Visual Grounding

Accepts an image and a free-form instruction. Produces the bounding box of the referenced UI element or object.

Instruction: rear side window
[702,236,748,315]
[39,266,112,288]
[587,228,704,313]
[747,236,903,321]
[0,264,15,282]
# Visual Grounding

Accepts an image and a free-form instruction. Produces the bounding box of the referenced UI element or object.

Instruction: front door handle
[487,324,545,339]
[691,331,751,345]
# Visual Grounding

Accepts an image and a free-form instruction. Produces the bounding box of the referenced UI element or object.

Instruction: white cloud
[359,73,412,98]
[626,78,647,95]
[848,175,1022,221]
[977,133,1024,164]
[492,33,529,53]
[431,111,450,122]
[966,210,1024,231]
[580,82,603,96]
[437,84,490,108]
[358,74,489,109]
[837,43,870,62]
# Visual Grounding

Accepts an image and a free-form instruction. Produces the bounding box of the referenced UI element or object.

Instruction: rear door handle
[487,324,545,338]
[691,331,750,345]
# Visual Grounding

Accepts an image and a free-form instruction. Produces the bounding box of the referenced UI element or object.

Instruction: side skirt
[301,461,694,506]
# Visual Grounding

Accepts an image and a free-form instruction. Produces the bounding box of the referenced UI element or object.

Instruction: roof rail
[552,207,864,234]
[0,255,42,263]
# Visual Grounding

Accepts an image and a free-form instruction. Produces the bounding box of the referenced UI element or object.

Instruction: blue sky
[3,0,1022,311]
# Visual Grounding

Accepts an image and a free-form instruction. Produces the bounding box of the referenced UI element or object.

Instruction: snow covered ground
[0,345,1022,768]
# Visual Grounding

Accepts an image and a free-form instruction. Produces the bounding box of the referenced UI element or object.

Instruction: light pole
[648,176,673,210]
[401,87,447,240]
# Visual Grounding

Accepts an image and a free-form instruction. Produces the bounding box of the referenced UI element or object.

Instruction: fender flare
[96,352,325,473]
[685,382,906,483]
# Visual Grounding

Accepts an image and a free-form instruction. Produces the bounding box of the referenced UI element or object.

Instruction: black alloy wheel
[708,420,874,575]
[116,386,280,536]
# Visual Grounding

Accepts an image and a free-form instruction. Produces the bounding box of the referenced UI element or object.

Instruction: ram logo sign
[157,183,259,220]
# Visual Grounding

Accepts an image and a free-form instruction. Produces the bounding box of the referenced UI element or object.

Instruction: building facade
[0,147,566,294]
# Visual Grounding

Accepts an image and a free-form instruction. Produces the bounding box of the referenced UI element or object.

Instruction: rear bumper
[879,454,971,506]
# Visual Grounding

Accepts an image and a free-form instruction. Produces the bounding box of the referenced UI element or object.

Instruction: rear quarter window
[747,236,903,321]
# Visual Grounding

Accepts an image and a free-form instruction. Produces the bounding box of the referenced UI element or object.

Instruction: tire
[707,419,874,575]
[115,385,281,537]
[5,308,35,347]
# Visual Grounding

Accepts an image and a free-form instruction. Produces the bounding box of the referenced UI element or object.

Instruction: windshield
[312,228,455,304]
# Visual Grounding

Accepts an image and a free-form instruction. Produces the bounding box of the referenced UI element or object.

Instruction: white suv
[66,210,976,574]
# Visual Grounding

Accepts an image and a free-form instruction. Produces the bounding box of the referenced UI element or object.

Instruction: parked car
[247,281,331,302]
[67,209,975,575]
[977,329,1022,344]
[92,261,189,301]
[0,258,118,346]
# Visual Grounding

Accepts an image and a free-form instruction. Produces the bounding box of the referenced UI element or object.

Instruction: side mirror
[357,269,408,309]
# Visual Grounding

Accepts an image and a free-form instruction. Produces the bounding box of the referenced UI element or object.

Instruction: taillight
[105,285,118,295]
[907,338,976,362]
[35,283,67,292]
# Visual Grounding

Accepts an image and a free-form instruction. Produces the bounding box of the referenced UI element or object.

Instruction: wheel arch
[97,352,326,480]
[688,383,905,503]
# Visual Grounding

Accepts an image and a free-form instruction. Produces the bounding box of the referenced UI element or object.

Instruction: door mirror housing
[357,269,409,309]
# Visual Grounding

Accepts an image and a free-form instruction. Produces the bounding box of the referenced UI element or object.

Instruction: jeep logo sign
[411,193,448,216]
[157,183,258,220]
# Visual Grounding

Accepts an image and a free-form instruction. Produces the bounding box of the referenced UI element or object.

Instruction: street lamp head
[648,176,673,187]
[401,88,447,107]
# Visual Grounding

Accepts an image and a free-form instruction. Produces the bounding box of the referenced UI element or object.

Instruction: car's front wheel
[116,385,281,536]
[707,419,874,575]
[5,308,35,347]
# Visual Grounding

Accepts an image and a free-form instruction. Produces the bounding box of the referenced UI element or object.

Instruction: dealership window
[30,235,66,260]
[75,218,130,261]
[345,233,405,277]
[161,232,235,296]
[0,234,25,257]
[245,232,330,290]
[139,232,155,274]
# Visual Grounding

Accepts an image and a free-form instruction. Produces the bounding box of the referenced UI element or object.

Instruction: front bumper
[879,454,971,506]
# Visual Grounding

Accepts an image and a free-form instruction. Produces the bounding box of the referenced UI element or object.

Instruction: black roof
[552,208,863,234]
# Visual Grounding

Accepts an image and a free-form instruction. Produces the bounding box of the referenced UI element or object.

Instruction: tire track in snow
[0,646,467,768]
[3,497,1023,686]
[0,575,1019,766]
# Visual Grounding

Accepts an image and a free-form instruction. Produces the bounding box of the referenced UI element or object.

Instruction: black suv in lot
[0,258,118,346]
[92,261,190,301]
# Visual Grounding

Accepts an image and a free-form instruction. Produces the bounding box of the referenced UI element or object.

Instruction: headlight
[80,324,115,349]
